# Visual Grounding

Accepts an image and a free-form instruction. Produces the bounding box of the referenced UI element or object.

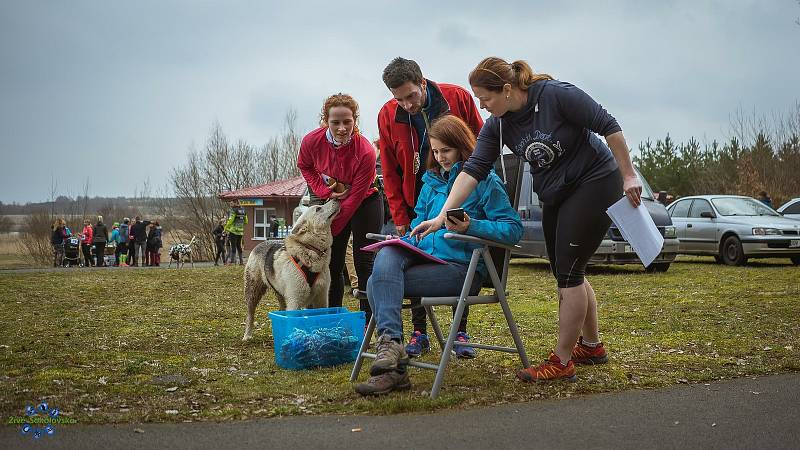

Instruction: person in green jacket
[224,199,248,265]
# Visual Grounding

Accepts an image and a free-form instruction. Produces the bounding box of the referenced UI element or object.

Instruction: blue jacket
[403,162,522,276]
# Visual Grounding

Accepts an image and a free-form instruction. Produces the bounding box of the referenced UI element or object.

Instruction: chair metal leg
[426,305,446,348]
[350,315,375,382]
[430,249,480,399]
[482,249,529,368]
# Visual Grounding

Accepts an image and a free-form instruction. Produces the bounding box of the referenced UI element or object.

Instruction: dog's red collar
[289,255,320,287]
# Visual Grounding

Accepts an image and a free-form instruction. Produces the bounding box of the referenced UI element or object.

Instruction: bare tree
[170,111,304,260]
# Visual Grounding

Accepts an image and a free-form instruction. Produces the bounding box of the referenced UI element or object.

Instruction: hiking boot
[405,331,431,358]
[370,334,408,376]
[571,336,608,365]
[454,331,476,359]
[516,352,577,383]
[354,370,411,396]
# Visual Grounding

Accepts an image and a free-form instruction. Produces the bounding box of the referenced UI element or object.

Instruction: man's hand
[395,224,408,236]
[445,212,470,234]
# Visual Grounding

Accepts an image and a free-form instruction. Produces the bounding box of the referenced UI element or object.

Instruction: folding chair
[350,153,530,398]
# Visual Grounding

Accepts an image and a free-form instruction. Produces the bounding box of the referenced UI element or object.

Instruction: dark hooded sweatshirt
[463,79,621,206]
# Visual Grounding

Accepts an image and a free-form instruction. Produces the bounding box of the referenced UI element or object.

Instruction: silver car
[666,195,800,265]
[777,197,800,221]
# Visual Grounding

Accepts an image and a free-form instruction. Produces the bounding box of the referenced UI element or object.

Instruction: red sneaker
[571,337,608,365]
[516,352,577,383]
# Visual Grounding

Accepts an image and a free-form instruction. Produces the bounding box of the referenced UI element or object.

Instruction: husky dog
[242,200,340,341]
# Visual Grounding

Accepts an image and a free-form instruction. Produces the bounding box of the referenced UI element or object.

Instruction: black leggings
[215,242,226,264]
[81,243,93,266]
[411,300,468,334]
[228,234,243,263]
[328,192,383,319]
[543,170,623,288]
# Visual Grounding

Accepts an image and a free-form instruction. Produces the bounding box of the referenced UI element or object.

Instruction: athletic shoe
[571,336,608,365]
[354,370,411,396]
[405,331,431,358]
[454,331,476,359]
[516,352,577,383]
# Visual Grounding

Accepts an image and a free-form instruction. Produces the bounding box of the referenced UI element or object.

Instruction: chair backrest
[485,153,524,288]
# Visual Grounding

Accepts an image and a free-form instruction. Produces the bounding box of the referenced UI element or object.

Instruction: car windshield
[711,197,781,217]
[634,168,654,200]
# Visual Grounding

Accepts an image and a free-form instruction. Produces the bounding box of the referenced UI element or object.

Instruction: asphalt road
[3,372,798,449]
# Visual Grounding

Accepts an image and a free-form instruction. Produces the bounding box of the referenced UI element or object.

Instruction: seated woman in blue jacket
[356,115,522,396]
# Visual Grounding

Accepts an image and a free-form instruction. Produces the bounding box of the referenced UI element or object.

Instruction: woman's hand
[410,214,446,240]
[444,212,470,233]
[623,174,643,207]
[329,188,349,201]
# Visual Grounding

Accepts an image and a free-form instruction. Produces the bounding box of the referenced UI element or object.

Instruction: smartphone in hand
[446,207,465,222]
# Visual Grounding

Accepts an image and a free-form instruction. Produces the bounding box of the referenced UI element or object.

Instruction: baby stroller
[63,236,81,267]
[104,242,117,266]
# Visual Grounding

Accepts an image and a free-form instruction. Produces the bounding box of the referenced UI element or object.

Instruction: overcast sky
[1,0,798,204]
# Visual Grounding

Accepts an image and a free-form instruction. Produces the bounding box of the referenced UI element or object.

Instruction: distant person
[118,218,130,266]
[50,218,68,267]
[224,199,247,265]
[269,215,279,238]
[212,219,226,266]
[146,221,162,266]
[758,191,773,208]
[92,215,109,267]
[129,216,150,266]
[657,191,668,206]
[80,219,94,267]
[109,222,120,266]
[127,221,136,266]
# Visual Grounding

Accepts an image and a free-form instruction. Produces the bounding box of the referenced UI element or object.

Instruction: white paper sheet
[606,197,665,267]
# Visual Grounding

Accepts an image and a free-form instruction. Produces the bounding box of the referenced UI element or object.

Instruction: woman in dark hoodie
[50,218,68,267]
[412,57,643,383]
[92,215,109,267]
[146,221,162,266]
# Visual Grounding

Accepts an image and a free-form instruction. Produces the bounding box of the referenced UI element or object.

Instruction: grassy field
[0,256,798,424]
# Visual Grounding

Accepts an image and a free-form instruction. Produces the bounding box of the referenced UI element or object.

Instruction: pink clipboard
[360,238,447,264]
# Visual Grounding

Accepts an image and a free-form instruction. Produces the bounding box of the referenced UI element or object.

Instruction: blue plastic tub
[268,307,365,370]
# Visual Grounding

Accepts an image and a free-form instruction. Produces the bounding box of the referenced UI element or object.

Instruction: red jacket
[81,225,93,245]
[297,128,377,236]
[377,80,483,227]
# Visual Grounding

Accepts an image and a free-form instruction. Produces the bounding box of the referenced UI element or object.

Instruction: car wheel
[791,256,800,265]
[720,236,747,266]
[645,263,670,273]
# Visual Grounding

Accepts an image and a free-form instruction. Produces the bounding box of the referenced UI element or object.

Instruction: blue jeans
[366,246,482,340]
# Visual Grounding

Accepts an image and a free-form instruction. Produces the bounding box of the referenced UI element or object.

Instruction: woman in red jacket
[80,219,94,267]
[297,93,384,316]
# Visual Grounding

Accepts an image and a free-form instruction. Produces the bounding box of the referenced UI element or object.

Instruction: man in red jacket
[378,57,483,236]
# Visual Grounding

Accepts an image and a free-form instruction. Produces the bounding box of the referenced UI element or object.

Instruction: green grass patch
[0,256,798,424]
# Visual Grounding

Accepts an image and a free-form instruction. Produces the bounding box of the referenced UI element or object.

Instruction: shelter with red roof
[218,176,306,251]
